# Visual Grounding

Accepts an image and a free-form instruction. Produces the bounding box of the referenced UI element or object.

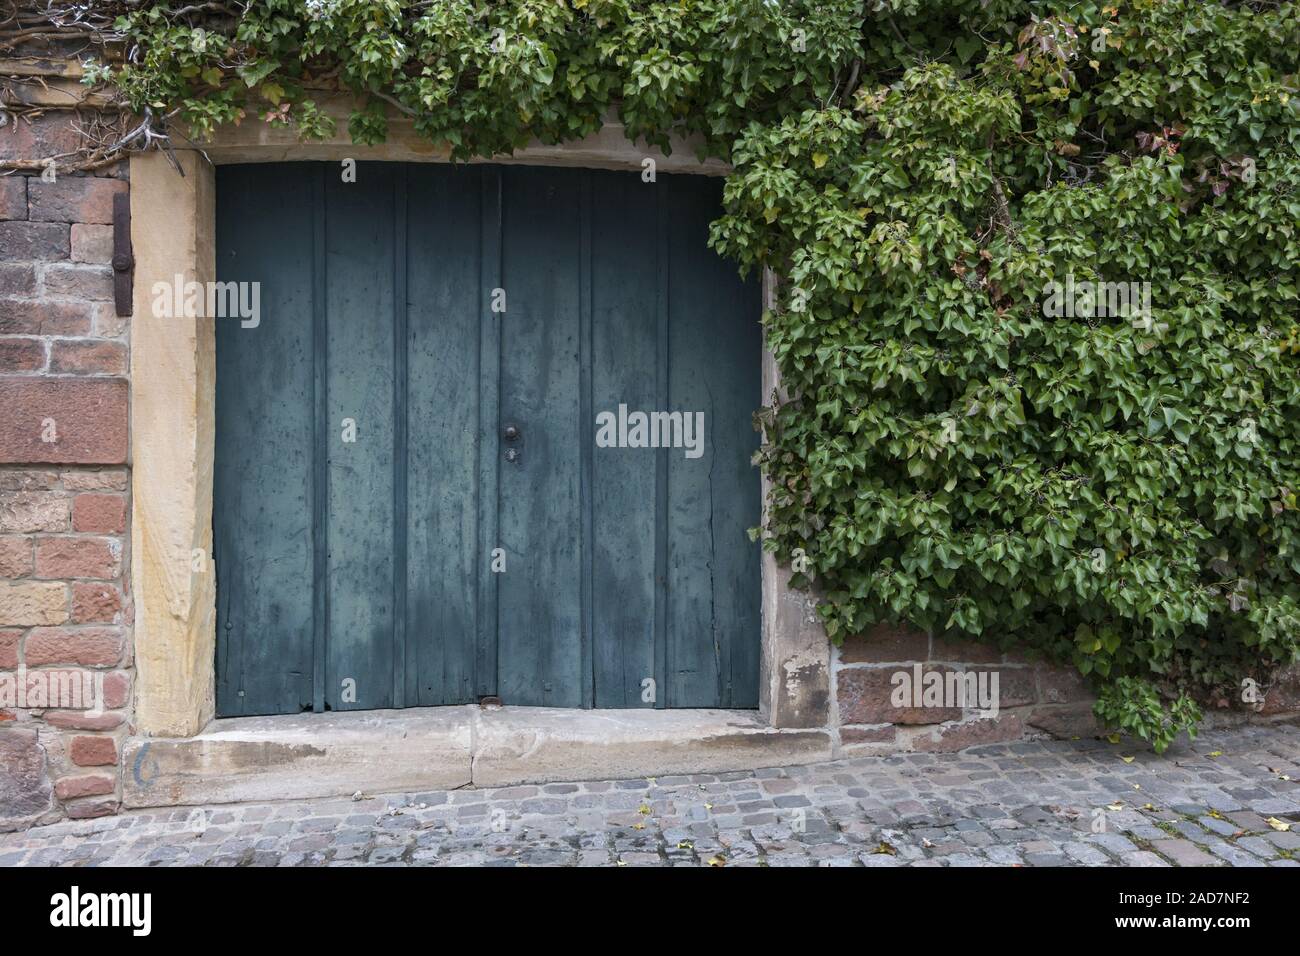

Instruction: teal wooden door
[214,162,760,716]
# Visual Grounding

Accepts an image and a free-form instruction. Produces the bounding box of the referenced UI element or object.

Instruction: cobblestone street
[4,722,1299,867]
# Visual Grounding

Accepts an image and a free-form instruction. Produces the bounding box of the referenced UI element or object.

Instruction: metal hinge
[112,191,134,317]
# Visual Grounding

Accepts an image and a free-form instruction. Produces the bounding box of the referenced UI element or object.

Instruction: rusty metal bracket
[111,191,133,317]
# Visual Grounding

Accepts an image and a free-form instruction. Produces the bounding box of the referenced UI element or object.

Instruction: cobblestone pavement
[4,722,1299,867]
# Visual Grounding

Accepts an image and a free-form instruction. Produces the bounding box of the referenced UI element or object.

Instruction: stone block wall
[826,623,1300,755]
[829,623,1099,754]
[0,112,132,829]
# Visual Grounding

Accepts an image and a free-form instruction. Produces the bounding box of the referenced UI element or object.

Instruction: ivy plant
[95,0,1300,739]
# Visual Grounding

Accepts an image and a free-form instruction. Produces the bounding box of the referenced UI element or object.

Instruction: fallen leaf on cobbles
[1266,817,1291,832]
[637,804,651,815]
[706,856,726,867]
[1121,756,1135,763]
[872,841,898,855]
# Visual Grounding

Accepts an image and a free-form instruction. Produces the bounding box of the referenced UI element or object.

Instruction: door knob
[503,424,520,441]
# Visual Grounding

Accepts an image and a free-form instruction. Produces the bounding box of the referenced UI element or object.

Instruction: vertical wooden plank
[392,167,409,710]
[578,171,595,709]
[665,174,763,708]
[323,163,397,711]
[214,163,316,716]
[654,179,671,708]
[311,163,328,714]
[589,169,661,707]
[406,163,484,706]
[496,166,585,707]
[475,168,502,700]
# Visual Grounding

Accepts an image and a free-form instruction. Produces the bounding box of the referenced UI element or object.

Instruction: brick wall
[829,623,1300,755]
[830,624,1097,754]
[0,115,132,829]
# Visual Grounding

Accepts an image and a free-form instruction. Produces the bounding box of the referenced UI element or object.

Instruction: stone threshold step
[122,706,831,809]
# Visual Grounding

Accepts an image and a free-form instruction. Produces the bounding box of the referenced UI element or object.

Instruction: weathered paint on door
[214,162,761,716]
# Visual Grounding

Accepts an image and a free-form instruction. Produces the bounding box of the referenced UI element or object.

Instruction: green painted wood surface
[214,164,316,716]
[214,163,760,716]
[496,167,586,707]
[406,163,486,707]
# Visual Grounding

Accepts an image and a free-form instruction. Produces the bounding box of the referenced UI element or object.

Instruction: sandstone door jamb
[129,150,218,738]
[758,268,832,729]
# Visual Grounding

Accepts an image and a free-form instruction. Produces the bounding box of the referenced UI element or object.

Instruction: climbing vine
[40,0,1300,739]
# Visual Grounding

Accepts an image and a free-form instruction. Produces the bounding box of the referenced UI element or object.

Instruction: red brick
[839,622,930,664]
[70,224,112,264]
[43,710,124,731]
[0,336,44,372]
[68,734,117,766]
[24,626,124,666]
[40,264,112,301]
[0,536,32,577]
[101,670,129,710]
[28,178,126,226]
[996,668,1039,708]
[71,494,126,533]
[0,629,19,668]
[930,635,1002,664]
[0,299,94,335]
[34,536,120,580]
[71,582,122,623]
[0,726,51,820]
[0,115,83,164]
[1260,664,1300,716]
[54,773,114,800]
[66,799,119,819]
[0,178,27,220]
[0,378,128,464]
[0,469,57,490]
[912,713,1026,752]
[61,469,128,491]
[93,303,128,339]
[0,221,68,259]
[1027,704,1101,738]
[841,725,897,745]
[1035,665,1091,705]
[0,266,37,296]
[50,340,126,376]
[0,491,70,533]
[836,666,963,725]
[13,668,101,709]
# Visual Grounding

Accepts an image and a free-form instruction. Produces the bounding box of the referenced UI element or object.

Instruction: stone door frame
[128,105,831,765]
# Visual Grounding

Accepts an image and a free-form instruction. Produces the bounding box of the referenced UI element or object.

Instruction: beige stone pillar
[129,150,217,737]
[758,269,832,729]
